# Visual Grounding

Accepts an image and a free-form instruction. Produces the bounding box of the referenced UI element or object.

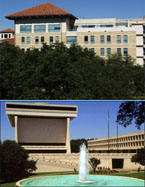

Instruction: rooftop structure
[6,102,78,154]
[88,131,144,153]
[0,28,15,44]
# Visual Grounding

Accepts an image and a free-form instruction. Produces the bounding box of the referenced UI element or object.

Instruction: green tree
[131,148,145,166]
[1,140,37,182]
[89,157,100,173]
[71,139,88,153]
[117,101,145,129]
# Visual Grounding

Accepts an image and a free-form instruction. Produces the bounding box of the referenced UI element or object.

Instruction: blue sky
[0,0,145,30]
[1,101,144,142]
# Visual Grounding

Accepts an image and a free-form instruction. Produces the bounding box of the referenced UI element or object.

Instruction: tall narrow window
[107,35,111,44]
[27,37,30,44]
[90,48,95,52]
[124,48,128,56]
[91,35,95,44]
[107,48,111,57]
[117,48,121,56]
[124,35,128,43]
[84,36,88,44]
[41,36,45,44]
[21,37,25,44]
[35,36,39,44]
[100,35,104,44]
[55,36,59,43]
[100,48,105,56]
[117,35,121,43]
[1,34,3,38]
[50,36,53,44]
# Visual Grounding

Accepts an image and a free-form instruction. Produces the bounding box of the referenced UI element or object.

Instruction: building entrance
[112,159,124,169]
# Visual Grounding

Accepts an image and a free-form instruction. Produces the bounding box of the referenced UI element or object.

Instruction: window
[35,36,39,44]
[84,36,88,44]
[48,24,61,32]
[20,25,32,33]
[124,48,128,56]
[1,34,3,38]
[100,35,104,44]
[107,35,111,44]
[90,48,95,52]
[124,35,128,43]
[107,48,111,57]
[91,35,95,44]
[72,25,78,31]
[41,36,45,44]
[117,35,121,43]
[82,25,95,28]
[66,36,77,44]
[21,48,25,52]
[100,48,105,56]
[55,36,59,43]
[21,37,25,44]
[4,34,8,38]
[27,37,30,44]
[50,36,53,44]
[27,48,30,51]
[34,25,46,33]
[9,34,11,38]
[117,48,121,56]
[100,25,113,27]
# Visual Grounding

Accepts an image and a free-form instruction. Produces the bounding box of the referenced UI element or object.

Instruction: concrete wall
[18,117,66,143]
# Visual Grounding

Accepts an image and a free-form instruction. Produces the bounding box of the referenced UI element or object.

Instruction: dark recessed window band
[7,104,76,111]
[27,150,66,153]
[19,143,65,146]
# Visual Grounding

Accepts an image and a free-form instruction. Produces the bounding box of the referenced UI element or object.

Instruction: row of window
[84,35,128,44]
[20,24,61,33]
[21,36,59,45]
[0,33,12,39]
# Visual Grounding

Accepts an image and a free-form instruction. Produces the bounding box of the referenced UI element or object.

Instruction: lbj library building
[6,102,78,154]
[5,2,145,65]
[6,102,144,171]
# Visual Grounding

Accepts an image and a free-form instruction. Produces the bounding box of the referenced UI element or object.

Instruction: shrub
[1,140,37,182]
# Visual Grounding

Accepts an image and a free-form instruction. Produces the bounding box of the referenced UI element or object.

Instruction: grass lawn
[1,171,144,187]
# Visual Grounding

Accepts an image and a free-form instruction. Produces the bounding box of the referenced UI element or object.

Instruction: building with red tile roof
[0,38,15,45]
[4,2,145,65]
[0,28,15,44]
[0,28,14,33]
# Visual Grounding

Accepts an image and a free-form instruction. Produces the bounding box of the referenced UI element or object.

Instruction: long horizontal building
[88,131,144,153]
[5,2,145,65]
[6,102,78,154]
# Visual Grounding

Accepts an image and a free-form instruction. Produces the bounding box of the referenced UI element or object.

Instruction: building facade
[6,102,78,154]
[88,131,144,153]
[0,28,15,45]
[5,2,145,65]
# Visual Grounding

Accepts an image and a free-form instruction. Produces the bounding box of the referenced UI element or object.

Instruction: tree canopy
[0,140,37,182]
[131,148,145,166]
[89,157,101,173]
[0,42,144,100]
[117,101,145,129]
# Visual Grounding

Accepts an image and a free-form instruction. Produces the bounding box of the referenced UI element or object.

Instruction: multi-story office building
[88,131,144,153]
[5,2,145,65]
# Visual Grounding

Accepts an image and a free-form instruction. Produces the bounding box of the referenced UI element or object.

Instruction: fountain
[16,143,144,186]
[77,143,95,183]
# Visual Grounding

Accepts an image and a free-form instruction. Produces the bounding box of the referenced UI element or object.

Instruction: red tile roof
[0,38,15,45]
[0,28,14,33]
[6,2,76,19]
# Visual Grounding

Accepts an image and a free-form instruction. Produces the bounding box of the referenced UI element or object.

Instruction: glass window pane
[35,36,39,44]
[117,48,121,56]
[20,25,32,33]
[34,25,46,33]
[100,35,104,44]
[55,36,59,43]
[117,35,121,43]
[107,35,111,44]
[91,35,95,44]
[27,37,30,44]
[41,36,45,44]
[67,36,77,44]
[124,35,128,43]
[107,48,111,56]
[21,37,25,44]
[50,36,53,44]
[101,48,104,56]
[48,24,61,32]
[124,48,128,56]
